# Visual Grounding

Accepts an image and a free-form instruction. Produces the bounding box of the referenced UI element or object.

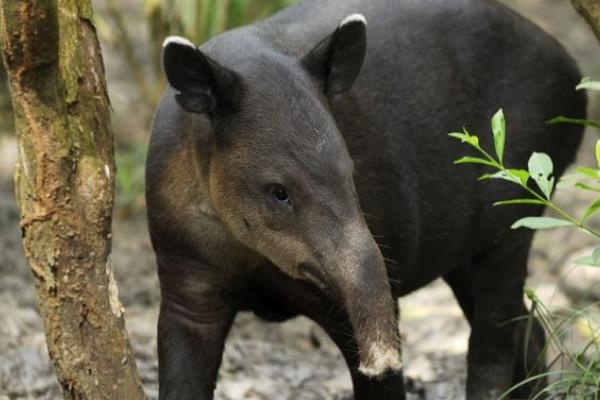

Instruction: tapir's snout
[313,218,403,377]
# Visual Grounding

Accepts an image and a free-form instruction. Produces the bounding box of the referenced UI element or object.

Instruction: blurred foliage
[115,144,147,218]
[143,0,297,103]
[145,0,296,46]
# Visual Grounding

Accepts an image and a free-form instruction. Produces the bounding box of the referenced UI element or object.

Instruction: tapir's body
[147,0,585,399]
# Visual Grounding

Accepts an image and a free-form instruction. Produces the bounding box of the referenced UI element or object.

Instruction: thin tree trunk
[573,0,600,44]
[0,1,145,399]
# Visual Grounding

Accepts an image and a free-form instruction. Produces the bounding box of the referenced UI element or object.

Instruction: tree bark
[573,0,600,44]
[0,1,145,399]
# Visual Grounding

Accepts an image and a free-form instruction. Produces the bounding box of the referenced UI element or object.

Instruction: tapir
[145,0,585,398]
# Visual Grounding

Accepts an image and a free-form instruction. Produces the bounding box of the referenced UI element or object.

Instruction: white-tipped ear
[162,35,196,49]
[162,36,241,114]
[302,12,367,94]
[340,13,367,27]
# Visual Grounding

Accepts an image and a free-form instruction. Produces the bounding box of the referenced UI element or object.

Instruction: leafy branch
[449,108,600,248]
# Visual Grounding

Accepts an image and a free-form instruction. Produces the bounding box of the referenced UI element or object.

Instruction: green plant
[145,0,296,45]
[510,289,600,399]
[450,78,600,398]
[449,109,600,241]
[115,144,147,216]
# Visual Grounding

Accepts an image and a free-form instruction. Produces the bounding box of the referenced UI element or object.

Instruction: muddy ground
[1,0,600,399]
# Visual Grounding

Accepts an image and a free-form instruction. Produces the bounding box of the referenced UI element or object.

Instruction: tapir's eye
[270,184,290,203]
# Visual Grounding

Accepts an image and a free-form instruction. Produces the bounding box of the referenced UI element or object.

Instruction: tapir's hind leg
[445,231,546,399]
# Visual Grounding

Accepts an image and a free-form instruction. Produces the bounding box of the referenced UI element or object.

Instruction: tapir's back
[260,0,585,289]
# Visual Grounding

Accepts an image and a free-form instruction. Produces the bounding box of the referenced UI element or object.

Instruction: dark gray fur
[147,1,585,399]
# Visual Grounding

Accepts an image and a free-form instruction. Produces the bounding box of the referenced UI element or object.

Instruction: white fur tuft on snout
[340,13,367,27]
[162,35,196,49]
[358,343,403,377]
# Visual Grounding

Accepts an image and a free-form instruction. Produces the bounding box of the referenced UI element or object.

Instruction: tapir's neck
[153,119,261,271]
[159,116,215,216]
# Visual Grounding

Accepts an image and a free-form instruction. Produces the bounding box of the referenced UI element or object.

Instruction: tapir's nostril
[298,263,328,290]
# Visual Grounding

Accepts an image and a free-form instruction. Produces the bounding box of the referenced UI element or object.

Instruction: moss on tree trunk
[0,1,144,398]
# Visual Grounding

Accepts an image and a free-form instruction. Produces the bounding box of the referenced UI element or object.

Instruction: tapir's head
[162,14,401,377]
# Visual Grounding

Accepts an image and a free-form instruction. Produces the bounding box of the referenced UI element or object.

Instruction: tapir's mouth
[298,263,328,291]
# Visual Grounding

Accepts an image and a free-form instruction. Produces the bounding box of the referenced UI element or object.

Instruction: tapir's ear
[302,13,367,95]
[162,36,241,114]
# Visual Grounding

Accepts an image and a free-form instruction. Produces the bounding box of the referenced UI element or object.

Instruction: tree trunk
[0,1,145,399]
[573,0,600,44]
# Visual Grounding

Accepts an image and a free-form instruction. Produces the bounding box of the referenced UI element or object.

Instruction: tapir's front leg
[157,254,238,400]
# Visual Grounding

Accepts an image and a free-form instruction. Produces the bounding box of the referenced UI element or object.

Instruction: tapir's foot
[352,369,407,400]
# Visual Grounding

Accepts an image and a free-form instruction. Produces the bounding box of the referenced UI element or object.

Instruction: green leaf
[448,131,479,148]
[596,140,600,169]
[467,135,479,147]
[589,246,599,262]
[486,171,519,184]
[546,116,600,130]
[576,167,600,180]
[507,169,529,186]
[573,256,600,267]
[582,197,600,221]
[448,132,469,141]
[573,247,600,267]
[491,109,505,163]
[576,77,600,91]
[483,170,528,185]
[493,199,546,207]
[575,182,600,193]
[528,152,554,199]
[511,217,573,230]
[453,156,497,167]
[523,287,536,300]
